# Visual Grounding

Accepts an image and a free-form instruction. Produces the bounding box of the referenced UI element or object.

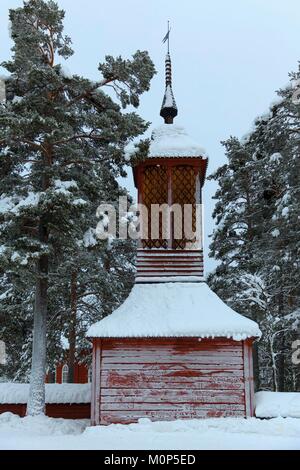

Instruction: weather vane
[162,20,171,54]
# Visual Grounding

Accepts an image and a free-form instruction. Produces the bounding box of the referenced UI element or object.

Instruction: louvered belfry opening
[141,163,199,250]
[134,159,205,283]
[142,165,168,249]
[172,165,197,250]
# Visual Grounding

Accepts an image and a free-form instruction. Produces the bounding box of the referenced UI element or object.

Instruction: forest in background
[0,0,155,414]
[0,1,299,415]
[208,70,300,391]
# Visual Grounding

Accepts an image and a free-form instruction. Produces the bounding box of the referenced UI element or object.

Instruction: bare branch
[52,132,109,146]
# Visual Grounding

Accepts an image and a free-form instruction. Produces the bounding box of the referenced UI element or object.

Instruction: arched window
[88,367,92,384]
[62,364,69,384]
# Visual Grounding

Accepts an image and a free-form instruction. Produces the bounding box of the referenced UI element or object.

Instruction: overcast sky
[1,0,300,273]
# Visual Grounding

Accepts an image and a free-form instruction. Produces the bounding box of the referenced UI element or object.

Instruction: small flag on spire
[162,29,170,44]
[162,21,171,47]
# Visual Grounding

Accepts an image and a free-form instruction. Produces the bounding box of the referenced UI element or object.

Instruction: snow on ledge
[149,124,208,158]
[255,392,300,418]
[0,383,91,404]
[135,276,204,283]
[87,282,261,340]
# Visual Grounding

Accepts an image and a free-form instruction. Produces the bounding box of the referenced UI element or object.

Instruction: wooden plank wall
[135,250,204,282]
[243,339,255,417]
[95,338,248,425]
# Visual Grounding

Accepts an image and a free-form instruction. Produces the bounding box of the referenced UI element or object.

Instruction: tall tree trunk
[277,291,285,391]
[27,144,51,415]
[68,270,77,383]
[27,252,48,416]
[277,334,285,391]
[270,334,279,392]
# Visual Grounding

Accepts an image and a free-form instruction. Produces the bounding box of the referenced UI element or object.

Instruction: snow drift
[255,391,300,419]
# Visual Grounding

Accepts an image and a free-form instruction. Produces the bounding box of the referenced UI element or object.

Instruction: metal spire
[167,20,170,54]
[160,21,178,124]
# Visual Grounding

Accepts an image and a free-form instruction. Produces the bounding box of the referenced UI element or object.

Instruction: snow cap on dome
[149,124,208,158]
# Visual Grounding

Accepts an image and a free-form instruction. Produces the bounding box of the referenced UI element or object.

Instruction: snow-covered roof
[87,282,261,341]
[149,124,208,158]
[0,383,91,404]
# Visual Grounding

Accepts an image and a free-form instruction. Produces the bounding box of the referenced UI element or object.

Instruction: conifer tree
[208,65,300,391]
[0,0,155,414]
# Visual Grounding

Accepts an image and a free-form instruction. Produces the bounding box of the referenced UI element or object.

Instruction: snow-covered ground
[256,391,300,418]
[0,389,299,449]
[0,413,299,450]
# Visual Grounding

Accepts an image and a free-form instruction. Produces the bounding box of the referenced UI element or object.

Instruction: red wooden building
[46,361,91,384]
[87,51,261,425]
[45,347,92,384]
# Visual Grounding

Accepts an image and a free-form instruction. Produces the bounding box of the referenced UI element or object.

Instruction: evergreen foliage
[208,69,300,391]
[0,0,155,414]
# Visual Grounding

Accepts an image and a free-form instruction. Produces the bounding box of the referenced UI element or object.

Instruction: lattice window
[142,165,168,249]
[172,166,196,249]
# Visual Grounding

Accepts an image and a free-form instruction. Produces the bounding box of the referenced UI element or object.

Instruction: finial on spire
[162,20,170,54]
[160,21,178,124]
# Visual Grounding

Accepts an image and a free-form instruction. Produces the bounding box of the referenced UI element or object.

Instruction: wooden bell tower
[133,51,208,283]
[88,42,261,426]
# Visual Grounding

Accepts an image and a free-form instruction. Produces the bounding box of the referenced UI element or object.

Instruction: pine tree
[208,65,300,391]
[0,0,155,414]
[46,177,136,383]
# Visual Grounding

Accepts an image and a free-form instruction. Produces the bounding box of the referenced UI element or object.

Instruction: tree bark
[68,270,77,383]
[27,143,51,415]
[270,334,278,392]
[27,252,48,415]
[277,290,285,391]
[277,334,285,392]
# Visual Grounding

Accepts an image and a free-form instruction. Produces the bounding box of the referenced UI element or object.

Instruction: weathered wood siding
[135,250,204,282]
[93,338,254,425]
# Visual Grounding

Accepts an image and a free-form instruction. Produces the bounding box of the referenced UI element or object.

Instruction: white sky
[1,0,300,273]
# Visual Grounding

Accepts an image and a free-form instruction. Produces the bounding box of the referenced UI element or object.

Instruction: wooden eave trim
[133,157,208,188]
[88,336,258,342]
